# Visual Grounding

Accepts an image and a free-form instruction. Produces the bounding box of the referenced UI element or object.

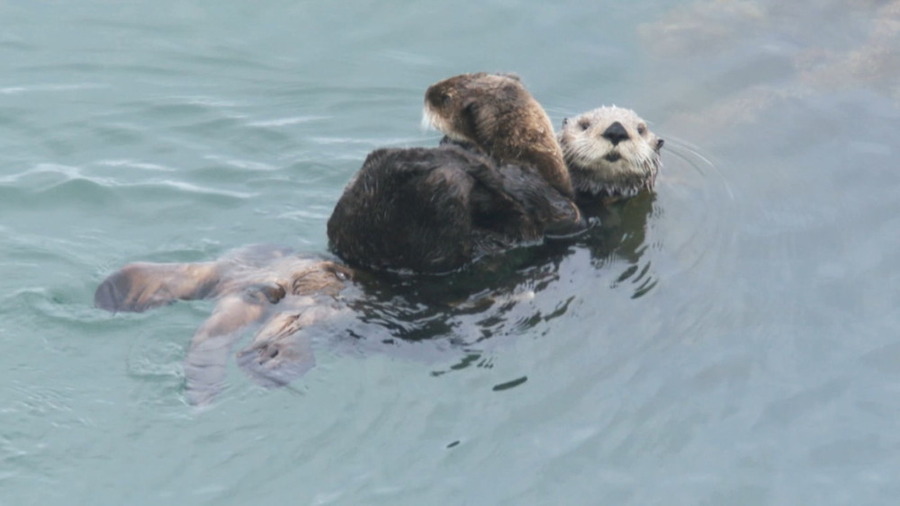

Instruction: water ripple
[246,115,328,128]
[97,159,176,172]
[0,164,255,201]
[0,83,109,95]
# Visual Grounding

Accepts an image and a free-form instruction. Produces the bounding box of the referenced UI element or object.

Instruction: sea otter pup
[95,245,356,405]
[422,72,574,198]
[559,106,664,203]
[328,73,585,274]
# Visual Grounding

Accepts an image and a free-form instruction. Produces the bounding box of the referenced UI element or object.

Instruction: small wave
[0,163,118,191]
[97,159,176,172]
[137,179,256,199]
[0,83,109,95]
[169,95,243,109]
[0,164,255,204]
[202,154,276,172]
[246,116,327,128]
[276,207,333,221]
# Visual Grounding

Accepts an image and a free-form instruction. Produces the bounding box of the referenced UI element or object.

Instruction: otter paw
[235,335,316,388]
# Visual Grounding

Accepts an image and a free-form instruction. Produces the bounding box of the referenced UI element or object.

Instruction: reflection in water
[579,192,657,296]
[339,191,658,376]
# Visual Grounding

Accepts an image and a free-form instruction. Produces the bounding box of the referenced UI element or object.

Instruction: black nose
[602,121,629,145]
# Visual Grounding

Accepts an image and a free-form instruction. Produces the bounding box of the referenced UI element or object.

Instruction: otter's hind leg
[235,305,340,388]
[183,287,277,405]
[94,261,220,313]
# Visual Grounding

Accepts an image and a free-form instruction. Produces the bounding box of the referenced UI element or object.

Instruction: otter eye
[637,124,647,135]
[578,119,590,131]
[439,93,452,106]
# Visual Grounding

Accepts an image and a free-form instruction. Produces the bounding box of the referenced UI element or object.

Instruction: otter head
[559,106,664,201]
[422,72,573,197]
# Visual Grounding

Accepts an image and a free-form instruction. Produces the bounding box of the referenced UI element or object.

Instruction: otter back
[327,145,584,274]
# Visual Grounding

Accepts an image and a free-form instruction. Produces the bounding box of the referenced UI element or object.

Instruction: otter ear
[460,98,481,138]
[562,118,569,128]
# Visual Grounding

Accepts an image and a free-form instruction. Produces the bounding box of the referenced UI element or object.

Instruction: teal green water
[4,1,900,504]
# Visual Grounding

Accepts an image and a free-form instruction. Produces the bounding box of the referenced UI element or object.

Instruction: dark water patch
[445,353,483,373]
[492,376,527,392]
[0,34,36,52]
[0,105,36,128]
[163,45,283,73]
[88,124,145,146]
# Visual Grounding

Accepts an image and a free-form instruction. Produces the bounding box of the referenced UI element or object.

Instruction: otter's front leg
[468,162,587,240]
[94,261,221,313]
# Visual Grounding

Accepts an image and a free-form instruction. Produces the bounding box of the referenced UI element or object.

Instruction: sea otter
[94,245,357,405]
[328,73,663,273]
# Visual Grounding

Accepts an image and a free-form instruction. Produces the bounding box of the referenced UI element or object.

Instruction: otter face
[559,106,664,199]
[421,72,523,144]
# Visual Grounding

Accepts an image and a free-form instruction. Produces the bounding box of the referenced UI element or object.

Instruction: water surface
[3,1,900,504]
